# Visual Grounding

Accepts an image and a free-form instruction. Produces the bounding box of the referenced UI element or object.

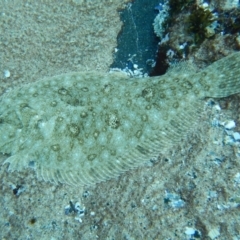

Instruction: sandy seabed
[1,1,240,239]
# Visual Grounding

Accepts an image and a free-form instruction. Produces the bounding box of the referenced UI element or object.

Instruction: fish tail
[196,52,240,98]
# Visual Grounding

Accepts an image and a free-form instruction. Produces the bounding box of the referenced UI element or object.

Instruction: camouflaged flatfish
[1,52,240,186]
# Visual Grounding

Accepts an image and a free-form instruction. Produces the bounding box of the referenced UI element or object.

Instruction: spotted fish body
[1,53,240,186]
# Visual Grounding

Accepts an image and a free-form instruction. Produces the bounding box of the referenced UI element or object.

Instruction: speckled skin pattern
[1,52,240,186]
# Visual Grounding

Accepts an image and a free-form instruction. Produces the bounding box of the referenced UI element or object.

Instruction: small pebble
[202,2,209,8]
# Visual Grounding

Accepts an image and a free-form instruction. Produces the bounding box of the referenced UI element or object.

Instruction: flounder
[1,52,240,186]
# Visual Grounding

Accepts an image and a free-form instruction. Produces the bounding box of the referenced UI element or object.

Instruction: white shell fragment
[213,104,221,111]
[208,227,220,239]
[224,120,236,130]
[3,70,10,78]
[233,132,240,141]
[185,227,195,235]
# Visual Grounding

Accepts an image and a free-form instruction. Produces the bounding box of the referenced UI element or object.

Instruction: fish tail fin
[196,52,240,98]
